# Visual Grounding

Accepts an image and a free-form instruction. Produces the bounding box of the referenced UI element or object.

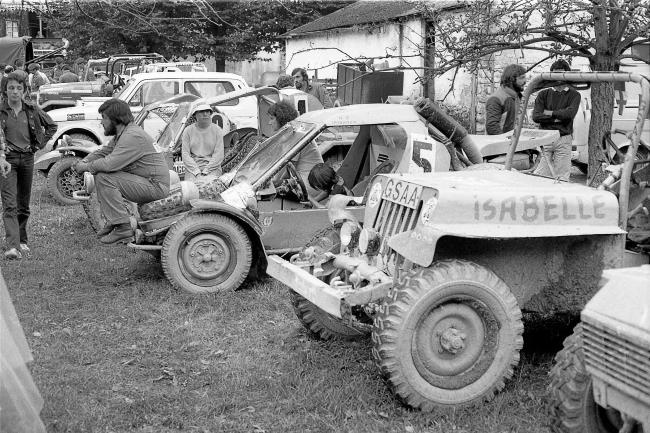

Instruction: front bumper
[267,255,392,319]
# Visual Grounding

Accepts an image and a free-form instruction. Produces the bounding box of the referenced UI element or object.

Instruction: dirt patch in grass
[2,176,554,432]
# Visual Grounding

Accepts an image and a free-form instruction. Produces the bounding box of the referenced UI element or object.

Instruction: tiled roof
[283,0,460,37]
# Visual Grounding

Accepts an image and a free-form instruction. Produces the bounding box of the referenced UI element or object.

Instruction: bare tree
[423,0,649,177]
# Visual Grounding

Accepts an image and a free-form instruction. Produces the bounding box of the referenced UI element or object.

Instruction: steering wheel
[285,162,308,202]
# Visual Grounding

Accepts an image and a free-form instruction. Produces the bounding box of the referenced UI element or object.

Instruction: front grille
[582,320,650,402]
[372,198,422,260]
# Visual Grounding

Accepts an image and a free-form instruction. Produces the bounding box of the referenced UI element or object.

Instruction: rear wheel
[547,325,642,433]
[46,156,83,205]
[372,259,523,411]
[161,213,252,294]
[82,192,138,233]
[290,226,369,341]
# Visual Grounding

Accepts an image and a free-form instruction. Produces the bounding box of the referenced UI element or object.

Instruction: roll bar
[505,71,650,229]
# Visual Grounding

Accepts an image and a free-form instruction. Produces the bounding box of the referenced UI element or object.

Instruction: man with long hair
[74,99,170,243]
[0,72,57,259]
[485,64,527,135]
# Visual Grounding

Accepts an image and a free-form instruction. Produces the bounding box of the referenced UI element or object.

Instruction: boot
[96,224,114,237]
[100,223,133,244]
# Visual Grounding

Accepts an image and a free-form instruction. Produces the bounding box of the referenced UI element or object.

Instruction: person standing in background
[0,72,57,259]
[485,64,527,135]
[532,59,581,181]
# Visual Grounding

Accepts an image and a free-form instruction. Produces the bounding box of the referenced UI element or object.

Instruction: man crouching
[74,99,170,244]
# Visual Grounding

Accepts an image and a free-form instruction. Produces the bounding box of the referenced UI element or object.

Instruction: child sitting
[307,163,351,208]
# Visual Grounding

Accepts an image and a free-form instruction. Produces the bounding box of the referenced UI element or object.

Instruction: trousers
[534,134,573,181]
[95,171,169,225]
[0,152,34,250]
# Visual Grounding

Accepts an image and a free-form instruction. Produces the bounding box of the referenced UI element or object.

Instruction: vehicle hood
[374,170,624,237]
[583,265,650,340]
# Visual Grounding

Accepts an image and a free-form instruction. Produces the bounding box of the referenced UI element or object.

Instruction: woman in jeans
[0,72,57,259]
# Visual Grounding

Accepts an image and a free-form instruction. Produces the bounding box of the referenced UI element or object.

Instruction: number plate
[382,179,423,209]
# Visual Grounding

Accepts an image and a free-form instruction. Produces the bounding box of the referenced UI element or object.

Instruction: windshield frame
[233,120,323,189]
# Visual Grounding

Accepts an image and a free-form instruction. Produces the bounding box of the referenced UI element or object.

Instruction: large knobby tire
[46,156,83,205]
[289,226,368,341]
[82,192,138,233]
[161,213,252,294]
[372,259,523,411]
[547,325,641,433]
[68,133,98,144]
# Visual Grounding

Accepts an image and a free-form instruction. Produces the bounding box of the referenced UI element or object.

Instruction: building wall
[285,17,426,100]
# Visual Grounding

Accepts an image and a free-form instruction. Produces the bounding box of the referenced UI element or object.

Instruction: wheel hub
[440,327,466,354]
[182,234,231,280]
[60,170,83,196]
[412,301,495,389]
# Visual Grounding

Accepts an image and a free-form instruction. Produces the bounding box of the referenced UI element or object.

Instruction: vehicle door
[183,79,257,130]
[125,78,180,116]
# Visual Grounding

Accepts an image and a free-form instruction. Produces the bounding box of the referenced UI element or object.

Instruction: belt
[6,144,32,154]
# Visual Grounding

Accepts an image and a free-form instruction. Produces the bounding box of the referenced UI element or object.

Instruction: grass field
[2,175,564,433]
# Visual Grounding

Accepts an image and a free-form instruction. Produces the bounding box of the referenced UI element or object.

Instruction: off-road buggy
[266,71,649,411]
[548,264,650,433]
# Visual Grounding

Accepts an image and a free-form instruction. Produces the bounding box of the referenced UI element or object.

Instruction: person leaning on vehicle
[0,72,57,260]
[531,59,581,182]
[485,64,527,135]
[73,99,170,244]
[291,68,333,108]
[181,103,224,181]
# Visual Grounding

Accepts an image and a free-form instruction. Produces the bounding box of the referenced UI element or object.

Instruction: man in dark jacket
[485,64,527,135]
[0,72,57,259]
[532,59,581,181]
[74,99,170,244]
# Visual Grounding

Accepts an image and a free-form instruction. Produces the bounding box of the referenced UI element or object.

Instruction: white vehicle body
[45,72,256,148]
[572,60,650,164]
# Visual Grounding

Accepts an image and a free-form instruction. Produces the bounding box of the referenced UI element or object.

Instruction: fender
[34,145,100,172]
[48,123,104,149]
[189,199,268,278]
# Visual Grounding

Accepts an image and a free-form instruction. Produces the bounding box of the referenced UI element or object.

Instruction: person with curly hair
[267,99,298,131]
[485,64,527,135]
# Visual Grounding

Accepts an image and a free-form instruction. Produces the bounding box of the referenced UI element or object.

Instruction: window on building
[6,20,19,38]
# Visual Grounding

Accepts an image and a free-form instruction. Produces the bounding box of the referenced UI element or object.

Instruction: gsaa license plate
[382,179,422,209]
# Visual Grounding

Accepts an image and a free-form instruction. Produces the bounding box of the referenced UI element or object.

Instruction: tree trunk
[587,79,614,181]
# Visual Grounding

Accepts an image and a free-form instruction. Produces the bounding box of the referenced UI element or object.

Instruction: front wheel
[547,325,641,433]
[46,156,83,205]
[161,213,252,294]
[372,259,523,411]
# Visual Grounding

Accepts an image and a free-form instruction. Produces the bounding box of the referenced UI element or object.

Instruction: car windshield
[136,103,180,145]
[154,102,191,151]
[234,121,319,185]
